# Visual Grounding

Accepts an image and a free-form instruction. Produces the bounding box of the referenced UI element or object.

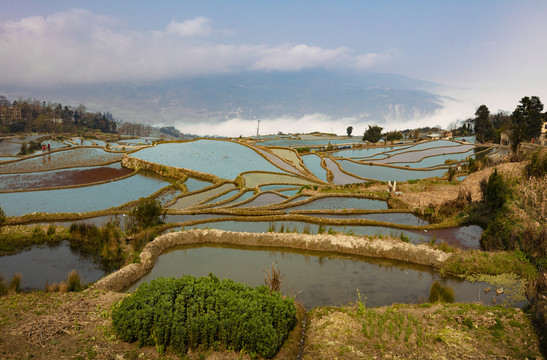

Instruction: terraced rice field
[1,136,499,306]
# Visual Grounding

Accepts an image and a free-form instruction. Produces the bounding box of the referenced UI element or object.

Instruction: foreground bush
[112,275,297,358]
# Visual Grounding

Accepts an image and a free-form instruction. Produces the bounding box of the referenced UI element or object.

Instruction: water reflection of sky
[132,140,286,179]
[0,148,123,173]
[302,154,328,182]
[0,173,170,216]
[286,197,388,210]
[337,160,447,182]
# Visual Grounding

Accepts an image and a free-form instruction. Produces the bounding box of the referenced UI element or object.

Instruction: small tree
[125,198,166,234]
[473,105,495,143]
[346,126,353,137]
[511,96,544,152]
[385,130,403,142]
[362,125,383,143]
[484,169,510,214]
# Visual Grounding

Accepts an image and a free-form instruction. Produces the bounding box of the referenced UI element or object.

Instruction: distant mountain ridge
[4,69,444,126]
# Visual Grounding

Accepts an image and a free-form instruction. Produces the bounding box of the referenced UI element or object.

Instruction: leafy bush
[467,157,479,173]
[125,198,166,234]
[524,149,547,178]
[112,275,297,358]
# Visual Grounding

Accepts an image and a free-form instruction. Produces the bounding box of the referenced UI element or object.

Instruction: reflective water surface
[129,245,506,309]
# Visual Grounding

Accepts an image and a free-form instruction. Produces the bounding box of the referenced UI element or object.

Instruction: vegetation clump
[125,197,166,234]
[0,206,5,227]
[69,219,124,270]
[524,148,547,179]
[112,275,297,358]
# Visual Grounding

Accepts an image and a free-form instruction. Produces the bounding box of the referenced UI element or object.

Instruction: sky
[1,0,547,136]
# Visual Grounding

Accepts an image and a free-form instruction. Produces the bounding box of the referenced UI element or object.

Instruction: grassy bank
[303,302,542,359]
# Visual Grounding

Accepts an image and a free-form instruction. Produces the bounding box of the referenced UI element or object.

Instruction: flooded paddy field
[0,147,124,174]
[234,192,288,208]
[0,140,24,156]
[285,196,388,210]
[324,158,367,184]
[241,172,320,187]
[252,147,306,175]
[0,172,171,216]
[131,140,287,179]
[302,153,328,182]
[336,160,447,182]
[387,150,475,168]
[372,144,476,164]
[167,220,478,248]
[128,245,510,309]
[257,138,361,148]
[313,212,428,226]
[0,163,133,191]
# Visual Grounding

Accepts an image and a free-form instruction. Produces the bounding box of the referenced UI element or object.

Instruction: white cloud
[176,113,371,138]
[251,44,349,71]
[0,9,391,87]
[165,17,212,38]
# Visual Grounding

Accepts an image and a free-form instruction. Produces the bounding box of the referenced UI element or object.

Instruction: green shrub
[524,149,547,178]
[467,157,479,173]
[483,169,511,214]
[112,275,297,358]
[428,281,454,303]
[125,198,166,234]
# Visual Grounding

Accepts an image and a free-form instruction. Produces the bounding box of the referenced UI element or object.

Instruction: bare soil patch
[395,162,526,210]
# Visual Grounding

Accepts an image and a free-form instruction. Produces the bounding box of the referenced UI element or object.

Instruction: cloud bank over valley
[1,3,546,136]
